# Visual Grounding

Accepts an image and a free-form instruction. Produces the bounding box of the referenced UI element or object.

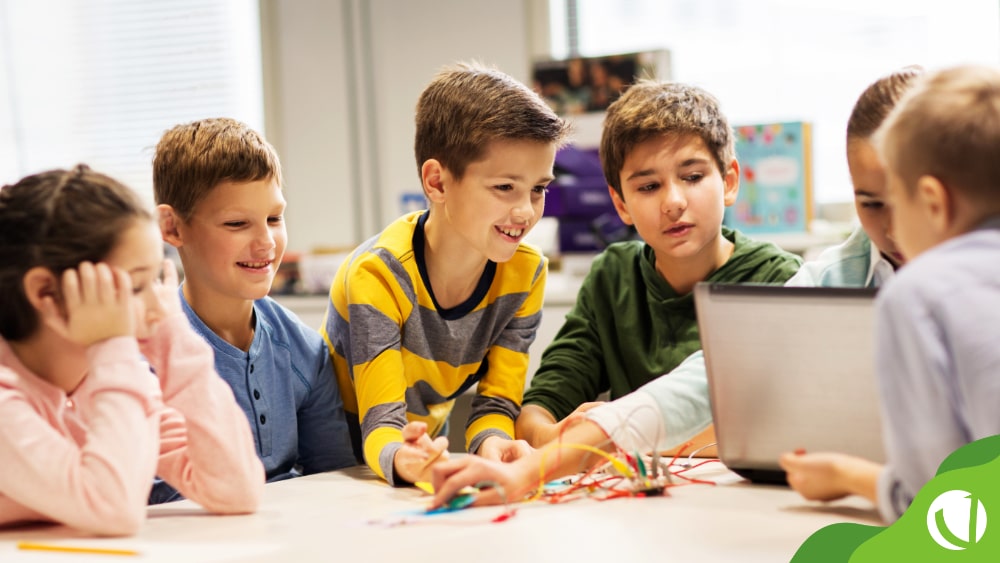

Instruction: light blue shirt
[786,226,894,288]
[150,291,356,503]
[875,217,1000,522]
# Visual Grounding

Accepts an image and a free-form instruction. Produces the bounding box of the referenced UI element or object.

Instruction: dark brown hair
[153,117,282,220]
[414,61,570,180]
[600,80,734,197]
[0,165,151,340]
[847,66,923,141]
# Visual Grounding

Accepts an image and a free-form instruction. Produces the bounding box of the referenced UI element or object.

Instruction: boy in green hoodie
[516,80,802,449]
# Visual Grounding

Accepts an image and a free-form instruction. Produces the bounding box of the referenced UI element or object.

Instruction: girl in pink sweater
[0,165,264,536]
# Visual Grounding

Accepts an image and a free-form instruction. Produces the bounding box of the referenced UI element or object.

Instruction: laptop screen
[694,283,885,484]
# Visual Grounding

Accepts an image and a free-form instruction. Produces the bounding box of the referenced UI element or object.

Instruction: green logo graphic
[791,435,1000,562]
[927,490,987,550]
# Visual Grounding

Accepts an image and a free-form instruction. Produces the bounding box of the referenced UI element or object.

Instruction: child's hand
[477,435,533,462]
[41,262,135,346]
[778,451,881,503]
[429,455,532,509]
[394,421,449,484]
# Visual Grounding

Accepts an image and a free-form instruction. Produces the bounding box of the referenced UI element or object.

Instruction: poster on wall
[532,50,671,148]
[726,121,813,234]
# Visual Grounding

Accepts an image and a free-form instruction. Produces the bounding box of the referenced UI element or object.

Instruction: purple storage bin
[557,213,632,253]
[545,176,616,218]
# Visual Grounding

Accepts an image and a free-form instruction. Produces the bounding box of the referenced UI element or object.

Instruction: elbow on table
[195,467,265,515]
[78,506,145,537]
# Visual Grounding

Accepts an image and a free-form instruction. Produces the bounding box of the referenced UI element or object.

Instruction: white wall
[261,0,548,253]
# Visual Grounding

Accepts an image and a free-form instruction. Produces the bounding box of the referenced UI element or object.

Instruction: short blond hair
[600,80,734,197]
[877,65,1000,203]
[154,117,282,221]
[414,61,570,180]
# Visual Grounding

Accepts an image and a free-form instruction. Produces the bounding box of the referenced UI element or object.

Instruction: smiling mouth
[497,226,525,239]
[238,260,272,270]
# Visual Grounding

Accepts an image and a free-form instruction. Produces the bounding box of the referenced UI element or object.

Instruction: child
[153,118,355,502]
[786,66,923,287]
[0,165,263,535]
[780,64,1000,522]
[320,62,570,485]
[516,80,802,449]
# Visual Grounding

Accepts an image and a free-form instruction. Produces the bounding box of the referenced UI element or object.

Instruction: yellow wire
[531,442,635,501]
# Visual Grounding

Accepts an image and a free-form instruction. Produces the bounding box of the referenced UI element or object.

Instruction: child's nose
[253,225,277,250]
[660,184,687,216]
[512,194,536,223]
[142,290,165,324]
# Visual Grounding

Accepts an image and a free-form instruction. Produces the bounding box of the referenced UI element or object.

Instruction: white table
[0,464,880,562]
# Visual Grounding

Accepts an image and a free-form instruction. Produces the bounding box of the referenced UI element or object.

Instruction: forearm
[508,419,614,500]
[515,404,558,447]
[148,317,263,513]
[842,458,880,504]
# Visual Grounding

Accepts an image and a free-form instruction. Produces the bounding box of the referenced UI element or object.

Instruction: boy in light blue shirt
[149,118,355,503]
[781,65,1000,522]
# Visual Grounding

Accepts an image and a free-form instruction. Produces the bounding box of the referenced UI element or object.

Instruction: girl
[786,66,923,287]
[0,165,263,536]
[779,66,925,510]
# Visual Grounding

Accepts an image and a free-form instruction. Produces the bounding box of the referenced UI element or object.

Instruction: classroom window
[0,0,263,203]
[549,0,1000,206]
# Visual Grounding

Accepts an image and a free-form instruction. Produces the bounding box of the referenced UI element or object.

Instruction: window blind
[0,0,263,202]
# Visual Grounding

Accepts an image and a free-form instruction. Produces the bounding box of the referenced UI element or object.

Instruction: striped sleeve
[466,251,547,453]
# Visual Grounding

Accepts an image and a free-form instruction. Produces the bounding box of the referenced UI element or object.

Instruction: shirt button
[259,414,266,424]
[253,389,261,400]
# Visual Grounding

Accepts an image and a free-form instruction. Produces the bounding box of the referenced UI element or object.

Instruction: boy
[781,65,1000,522]
[151,118,355,503]
[516,80,802,449]
[321,62,570,485]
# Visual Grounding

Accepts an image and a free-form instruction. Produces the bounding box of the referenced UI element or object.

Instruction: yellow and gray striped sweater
[320,211,546,484]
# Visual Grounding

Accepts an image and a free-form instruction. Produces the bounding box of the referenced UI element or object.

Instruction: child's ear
[916,175,951,235]
[608,185,634,226]
[22,267,60,314]
[722,159,740,206]
[157,204,184,248]
[421,159,446,204]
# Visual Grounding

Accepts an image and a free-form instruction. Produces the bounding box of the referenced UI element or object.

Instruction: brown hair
[153,117,282,221]
[600,80,734,197]
[877,64,1000,202]
[414,61,570,180]
[847,66,923,141]
[0,165,152,340]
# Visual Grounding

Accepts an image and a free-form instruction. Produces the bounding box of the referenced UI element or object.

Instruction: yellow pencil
[17,541,139,556]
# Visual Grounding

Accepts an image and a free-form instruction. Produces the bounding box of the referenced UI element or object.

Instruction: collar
[866,243,895,288]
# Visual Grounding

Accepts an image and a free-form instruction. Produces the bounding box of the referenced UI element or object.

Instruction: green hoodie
[523,227,802,420]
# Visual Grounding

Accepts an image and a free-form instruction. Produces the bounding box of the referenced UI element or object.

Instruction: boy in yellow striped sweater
[320,62,570,485]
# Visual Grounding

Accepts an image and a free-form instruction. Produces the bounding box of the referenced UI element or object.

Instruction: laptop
[694,282,886,484]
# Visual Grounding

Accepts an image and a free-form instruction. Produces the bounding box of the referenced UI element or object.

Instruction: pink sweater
[0,314,264,536]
